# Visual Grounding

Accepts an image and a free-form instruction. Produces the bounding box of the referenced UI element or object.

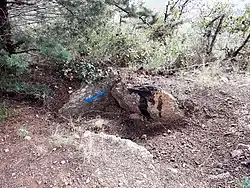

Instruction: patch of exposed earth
[1,71,250,188]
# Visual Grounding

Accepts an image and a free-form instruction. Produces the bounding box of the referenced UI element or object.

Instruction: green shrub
[62,57,112,83]
[0,79,52,100]
[0,105,14,122]
[40,41,73,64]
[104,32,149,67]
[238,177,250,188]
[0,53,28,75]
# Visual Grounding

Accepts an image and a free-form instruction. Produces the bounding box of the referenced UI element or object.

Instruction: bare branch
[11,48,39,54]
[164,1,170,23]
[206,15,221,28]
[207,14,225,54]
[231,33,250,57]
[178,0,190,19]
[170,0,180,12]
[112,3,152,28]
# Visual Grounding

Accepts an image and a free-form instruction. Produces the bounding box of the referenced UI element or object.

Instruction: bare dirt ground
[1,68,250,188]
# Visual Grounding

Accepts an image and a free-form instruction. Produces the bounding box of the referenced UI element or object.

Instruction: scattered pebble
[209,172,231,180]
[246,124,250,130]
[224,127,237,136]
[167,167,178,174]
[231,149,243,158]
[118,182,123,187]
[201,124,206,129]
[24,136,32,140]
[4,148,9,153]
[162,133,168,137]
[216,163,223,169]
[220,77,229,83]
[73,134,80,139]
[141,134,147,140]
[170,158,175,162]
[241,161,250,168]
[86,177,90,184]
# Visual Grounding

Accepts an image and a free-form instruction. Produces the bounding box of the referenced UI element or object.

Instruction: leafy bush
[40,41,73,64]
[0,53,28,75]
[239,177,250,188]
[62,57,113,83]
[0,79,52,100]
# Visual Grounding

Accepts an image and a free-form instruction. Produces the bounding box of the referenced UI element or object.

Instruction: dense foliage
[0,0,249,84]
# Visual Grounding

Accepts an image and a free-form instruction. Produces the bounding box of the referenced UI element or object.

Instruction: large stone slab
[80,131,163,188]
[59,78,119,118]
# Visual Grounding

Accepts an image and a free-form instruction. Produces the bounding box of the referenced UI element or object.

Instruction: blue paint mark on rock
[83,90,106,103]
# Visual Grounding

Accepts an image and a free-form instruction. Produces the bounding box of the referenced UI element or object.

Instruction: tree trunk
[0,0,15,54]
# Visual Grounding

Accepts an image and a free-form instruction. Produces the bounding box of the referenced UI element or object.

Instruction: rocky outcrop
[59,68,183,124]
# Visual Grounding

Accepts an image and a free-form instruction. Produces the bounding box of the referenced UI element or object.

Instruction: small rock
[61,160,66,164]
[73,134,80,139]
[129,113,141,120]
[36,180,42,185]
[53,161,57,164]
[167,167,178,174]
[238,143,250,151]
[224,127,237,136]
[11,173,16,177]
[231,149,243,158]
[170,158,175,162]
[216,163,223,168]
[118,182,123,187]
[201,124,206,129]
[241,161,250,168]
[86,177,90,184]
[220,77,229,83]
[141,134,147,140]
[209,172,231,179]
[4,148,9,153]
[93,119,107,130]
[24,136,32,140]
[52,148,57,151]
[246,124,250,130]
[162,133,168,137]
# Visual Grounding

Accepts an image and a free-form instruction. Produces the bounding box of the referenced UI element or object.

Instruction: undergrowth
[0,79,52,100]
[238,177,250,188]
[0,105,15,122]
